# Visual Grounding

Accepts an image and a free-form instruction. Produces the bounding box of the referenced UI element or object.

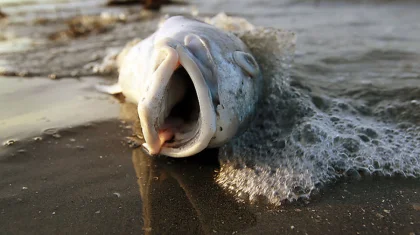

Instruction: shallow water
[1,0,420,234]
[0,76,119,143]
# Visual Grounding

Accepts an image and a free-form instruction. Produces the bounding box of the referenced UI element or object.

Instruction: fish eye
[233,51,259,78]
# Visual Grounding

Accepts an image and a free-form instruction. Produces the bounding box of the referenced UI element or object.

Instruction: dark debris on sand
[107,0,187,10]
[49,15,127,41]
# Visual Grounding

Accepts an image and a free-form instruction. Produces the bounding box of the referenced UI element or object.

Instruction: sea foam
[208,13,420,205]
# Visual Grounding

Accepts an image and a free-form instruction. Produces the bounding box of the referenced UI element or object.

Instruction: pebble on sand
[0,10,6,19]
[3,139,16,146]
[413,203,420,211]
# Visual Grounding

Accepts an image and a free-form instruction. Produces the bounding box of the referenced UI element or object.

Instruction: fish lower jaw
[139,45,217,158]
[140,117,211,158]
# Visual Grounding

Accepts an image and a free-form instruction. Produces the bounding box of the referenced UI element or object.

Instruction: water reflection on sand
[132,148,257,234]
[120,102,256,234]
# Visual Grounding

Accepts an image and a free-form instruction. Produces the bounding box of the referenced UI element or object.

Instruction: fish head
[209,43,263,148]
[138,31,262,158]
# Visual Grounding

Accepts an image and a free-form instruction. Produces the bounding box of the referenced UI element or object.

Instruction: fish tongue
[142,129,173,155]
[144,122,180,155]
[158,128,175,146]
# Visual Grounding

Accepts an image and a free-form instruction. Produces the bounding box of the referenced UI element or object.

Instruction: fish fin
[95,83,122,94]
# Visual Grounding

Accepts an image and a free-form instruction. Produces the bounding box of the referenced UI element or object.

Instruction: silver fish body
[117,16,263,157]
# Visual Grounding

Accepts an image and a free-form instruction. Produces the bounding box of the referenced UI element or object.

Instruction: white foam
[208,13,420,205]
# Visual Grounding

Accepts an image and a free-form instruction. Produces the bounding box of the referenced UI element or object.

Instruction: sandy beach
[1,0,420,234]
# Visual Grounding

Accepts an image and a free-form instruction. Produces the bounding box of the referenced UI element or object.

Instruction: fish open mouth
[159,66,201,148]
[138,45,216,157]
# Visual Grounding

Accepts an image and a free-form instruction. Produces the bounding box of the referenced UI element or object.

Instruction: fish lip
[137,45,179,156]
[138,43,217,158]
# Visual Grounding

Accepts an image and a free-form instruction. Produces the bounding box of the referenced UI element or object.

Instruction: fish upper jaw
[138,42,217,158]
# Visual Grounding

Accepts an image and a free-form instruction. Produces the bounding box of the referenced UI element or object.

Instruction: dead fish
[98,16,263,157]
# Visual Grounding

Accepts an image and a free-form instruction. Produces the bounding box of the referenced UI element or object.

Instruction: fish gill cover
[205,13,420,205]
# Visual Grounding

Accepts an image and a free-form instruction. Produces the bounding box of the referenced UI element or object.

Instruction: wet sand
[1,113,419,234]
[1,0,420,234]
[0,76,120,142]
